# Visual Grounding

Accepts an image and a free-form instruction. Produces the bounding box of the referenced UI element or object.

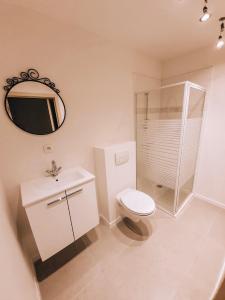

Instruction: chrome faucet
[46,160,62,177]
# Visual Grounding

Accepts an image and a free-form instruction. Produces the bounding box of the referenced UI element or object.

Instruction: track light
[217,35,224,49]
[217,18,225,49]
[199,0,211,22]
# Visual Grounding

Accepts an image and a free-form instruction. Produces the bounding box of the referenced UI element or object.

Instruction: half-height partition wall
[136,82,206,215]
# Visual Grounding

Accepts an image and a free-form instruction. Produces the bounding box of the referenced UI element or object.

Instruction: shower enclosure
[136,81,206,215]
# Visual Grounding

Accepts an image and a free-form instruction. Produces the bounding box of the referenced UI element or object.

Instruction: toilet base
[122,217,151,237]
[123,217,144,235]
[117,204,152,236]
[117,201,153,222]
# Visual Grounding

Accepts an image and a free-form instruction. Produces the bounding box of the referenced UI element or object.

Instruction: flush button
[115,151,129,166]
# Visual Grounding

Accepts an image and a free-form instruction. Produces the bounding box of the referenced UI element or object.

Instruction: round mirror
[4,69,66,135]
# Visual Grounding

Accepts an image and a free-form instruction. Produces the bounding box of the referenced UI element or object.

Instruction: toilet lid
[120,190,155,216]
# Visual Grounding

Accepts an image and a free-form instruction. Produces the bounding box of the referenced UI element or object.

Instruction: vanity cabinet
[67,181,99,240]
[22,169,99,262]
[26,191,74,261]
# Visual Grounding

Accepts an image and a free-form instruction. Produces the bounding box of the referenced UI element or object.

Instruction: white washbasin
[21,167,95,207]
[33,170,84,190]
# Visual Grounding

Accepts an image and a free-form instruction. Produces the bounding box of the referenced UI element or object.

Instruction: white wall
[133,53,161,92]
[0,180,40,300]
[163,46,225,206]
[0,2,161,258]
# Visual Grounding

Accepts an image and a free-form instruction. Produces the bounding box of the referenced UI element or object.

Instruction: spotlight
[217,35,224,49]
[200,0,211,22]
[216,18,225,49]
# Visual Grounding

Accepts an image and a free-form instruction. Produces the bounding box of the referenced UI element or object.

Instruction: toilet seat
[119,189,155,216]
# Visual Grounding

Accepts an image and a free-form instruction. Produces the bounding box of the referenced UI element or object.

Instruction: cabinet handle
[66,188,83,198]
[47,196,66,207]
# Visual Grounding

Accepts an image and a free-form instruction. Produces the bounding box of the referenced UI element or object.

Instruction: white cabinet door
[67,181,99,240]
[26,192,74,261]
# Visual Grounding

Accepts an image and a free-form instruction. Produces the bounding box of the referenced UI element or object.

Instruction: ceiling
[6,0,225,60]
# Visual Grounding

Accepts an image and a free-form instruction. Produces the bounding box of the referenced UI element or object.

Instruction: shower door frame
[135,81,207,217]
[173,81,206,216]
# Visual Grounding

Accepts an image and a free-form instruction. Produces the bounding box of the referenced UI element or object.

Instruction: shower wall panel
[136,82,206,215]
[142,119,182,189]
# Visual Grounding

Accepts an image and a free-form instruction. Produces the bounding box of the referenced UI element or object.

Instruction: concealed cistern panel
[115,150,129,166]
[94,141,136,223]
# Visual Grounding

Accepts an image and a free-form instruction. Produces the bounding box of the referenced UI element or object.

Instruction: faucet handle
[57,166,62,172]
[45,160,62,177]
[46,169,53,177]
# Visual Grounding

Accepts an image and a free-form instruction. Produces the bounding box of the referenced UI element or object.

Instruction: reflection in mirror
[5,72,65,135]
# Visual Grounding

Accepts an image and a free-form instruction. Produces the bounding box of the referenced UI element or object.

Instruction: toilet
[94,142,155,230]
[116,188,156,224]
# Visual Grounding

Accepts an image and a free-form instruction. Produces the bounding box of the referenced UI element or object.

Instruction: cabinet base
[34,235,91,281]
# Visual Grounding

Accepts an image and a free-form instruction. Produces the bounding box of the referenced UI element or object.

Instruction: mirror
[4,69,66,135]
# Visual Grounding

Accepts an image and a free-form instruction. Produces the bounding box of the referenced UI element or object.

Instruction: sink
[33,170,85,191]
[34,169,85,189]
[21,167,95,207]
[57,170,84,182]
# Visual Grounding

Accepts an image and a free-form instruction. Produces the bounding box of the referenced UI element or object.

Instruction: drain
[156,184,163,188]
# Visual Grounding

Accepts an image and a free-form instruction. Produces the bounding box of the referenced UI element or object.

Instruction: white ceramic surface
[119,188,155,215]
[21,167,95,207]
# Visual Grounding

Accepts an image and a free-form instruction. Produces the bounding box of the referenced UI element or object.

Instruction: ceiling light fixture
[217,17,225,49]
[199,0,211,22]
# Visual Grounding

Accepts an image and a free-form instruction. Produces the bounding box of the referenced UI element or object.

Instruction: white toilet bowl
[116,188,156,224]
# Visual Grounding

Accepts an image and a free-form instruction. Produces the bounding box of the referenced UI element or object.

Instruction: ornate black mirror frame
[3,68,66,135]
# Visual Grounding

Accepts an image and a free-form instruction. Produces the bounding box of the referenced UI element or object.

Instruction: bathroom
[1,1,225,299]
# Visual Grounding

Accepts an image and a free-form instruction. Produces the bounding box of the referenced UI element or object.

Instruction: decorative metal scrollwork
[3,68,60,94]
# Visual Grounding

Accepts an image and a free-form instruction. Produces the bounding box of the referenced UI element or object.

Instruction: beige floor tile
[85,222,135,270]
[102,249,179,300]
[40,249,101,300]
[187,235,225,290]
[173,278,211,300]
[71,269,118,300]
[40,198,225,300]
[176,198,220,237]
[208,208,225,248]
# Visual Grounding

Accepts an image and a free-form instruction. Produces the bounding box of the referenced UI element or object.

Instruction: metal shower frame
[135,81,207,216]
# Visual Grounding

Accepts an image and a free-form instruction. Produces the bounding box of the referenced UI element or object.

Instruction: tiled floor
[40,198,225,300]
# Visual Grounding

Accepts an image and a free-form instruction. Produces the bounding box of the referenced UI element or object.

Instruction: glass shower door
[175,86,206,211]
[136,84,185,214]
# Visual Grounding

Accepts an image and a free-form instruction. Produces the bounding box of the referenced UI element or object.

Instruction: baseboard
[174,193,194,217]
[194,193,225,209]
[34,276,42,300]
[100,215,122,228]
[20,235,42,300]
